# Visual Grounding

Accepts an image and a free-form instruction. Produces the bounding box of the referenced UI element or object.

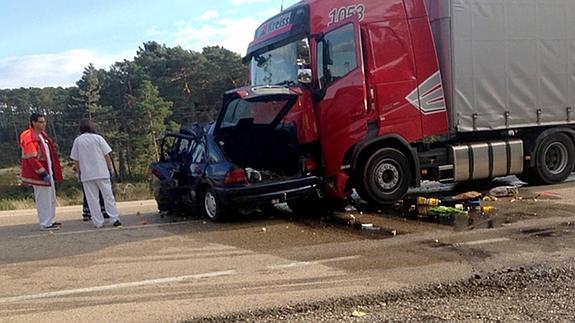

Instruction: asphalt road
[0,179,574,322]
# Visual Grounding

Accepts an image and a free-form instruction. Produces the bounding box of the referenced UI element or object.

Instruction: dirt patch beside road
[191,260,575,323]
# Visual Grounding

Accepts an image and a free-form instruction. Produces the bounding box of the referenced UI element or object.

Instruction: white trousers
[82,179,119,227]
[33,184,57,228]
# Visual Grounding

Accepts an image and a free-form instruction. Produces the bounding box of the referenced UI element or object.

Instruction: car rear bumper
[213,176,321,206]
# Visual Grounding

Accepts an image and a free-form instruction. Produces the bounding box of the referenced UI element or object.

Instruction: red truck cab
[242,0,449,203]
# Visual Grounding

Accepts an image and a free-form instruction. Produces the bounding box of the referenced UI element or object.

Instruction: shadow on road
[2,175,574,267]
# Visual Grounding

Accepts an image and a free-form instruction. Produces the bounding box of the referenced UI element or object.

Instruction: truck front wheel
[521,133,575,185]
[359,148,411,205]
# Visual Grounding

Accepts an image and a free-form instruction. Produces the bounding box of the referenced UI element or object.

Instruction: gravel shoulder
[190,260,575,323]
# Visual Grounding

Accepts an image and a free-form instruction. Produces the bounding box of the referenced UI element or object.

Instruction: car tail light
[237,90,250,98]
[224,168,247,185]
[303,158,318,172]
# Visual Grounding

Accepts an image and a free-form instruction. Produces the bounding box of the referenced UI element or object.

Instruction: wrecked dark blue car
[150,87,322,222]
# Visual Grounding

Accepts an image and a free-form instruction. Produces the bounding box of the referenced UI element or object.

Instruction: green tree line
[0,42,249,178]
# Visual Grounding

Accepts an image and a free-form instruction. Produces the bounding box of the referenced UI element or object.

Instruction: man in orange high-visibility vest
[20,113,63,231]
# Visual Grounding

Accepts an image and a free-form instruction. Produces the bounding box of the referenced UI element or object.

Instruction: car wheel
[359,148,411,205]
[522,133,575,185]
[202,188,228,222]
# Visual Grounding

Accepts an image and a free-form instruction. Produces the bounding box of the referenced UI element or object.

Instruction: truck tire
[359,148,411,205]
[521,133,575,185]
[202,188,228,222]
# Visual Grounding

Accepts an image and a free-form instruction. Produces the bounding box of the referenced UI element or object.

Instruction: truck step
[438,164,454,171]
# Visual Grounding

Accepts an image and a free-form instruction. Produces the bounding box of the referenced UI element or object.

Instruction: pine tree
[128,80,172,171]
[75,64,104,119]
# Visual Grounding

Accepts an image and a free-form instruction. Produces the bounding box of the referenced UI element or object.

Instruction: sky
[0,0,300,89]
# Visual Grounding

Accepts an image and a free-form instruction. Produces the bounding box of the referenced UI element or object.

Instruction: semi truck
[219,0,575,209]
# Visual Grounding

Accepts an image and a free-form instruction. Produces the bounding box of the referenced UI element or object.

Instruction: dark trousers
[82,188,108,218]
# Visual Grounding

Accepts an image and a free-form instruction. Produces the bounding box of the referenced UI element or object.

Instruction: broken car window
[221,98,288,129]
[191,138,206,164]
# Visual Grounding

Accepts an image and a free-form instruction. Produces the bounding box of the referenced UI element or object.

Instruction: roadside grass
[0,198,36,211]
[0,166,20,186]
[114,182,153,202]
[0,165,153,211]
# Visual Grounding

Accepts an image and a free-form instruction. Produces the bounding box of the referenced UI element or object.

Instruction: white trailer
[427,0,575,132]
[419,0,575,186]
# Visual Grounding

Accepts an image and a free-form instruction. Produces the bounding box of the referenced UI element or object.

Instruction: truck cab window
[251,38,310,86]
[317,23,357,89]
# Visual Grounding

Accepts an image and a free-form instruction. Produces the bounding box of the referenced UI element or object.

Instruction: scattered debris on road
[332,213,356,225]
[351,309,368,318]
[452,191,482,201]
[489,185,519,198]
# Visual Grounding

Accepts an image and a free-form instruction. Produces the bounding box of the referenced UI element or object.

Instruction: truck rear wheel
[521,133,575,185]
[359,148,411,205]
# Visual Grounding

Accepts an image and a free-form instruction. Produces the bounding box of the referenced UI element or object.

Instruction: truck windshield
[250,38,310,86]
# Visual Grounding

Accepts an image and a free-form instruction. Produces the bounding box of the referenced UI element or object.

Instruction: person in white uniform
[36,133,57,225]
[70,119,122,228]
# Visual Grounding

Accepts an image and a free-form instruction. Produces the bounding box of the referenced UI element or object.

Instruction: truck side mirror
[298,68,312,84]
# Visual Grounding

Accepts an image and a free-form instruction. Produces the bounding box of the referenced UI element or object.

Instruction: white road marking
[17,221,198,239]
[453,237,510,247]
[0,256,362,304]
[95,250,250,263]
[0,270,236,304]
[267,255,362,269]
[241,277,372,292]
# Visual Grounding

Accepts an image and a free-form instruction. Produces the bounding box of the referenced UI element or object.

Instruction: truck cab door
[315,18,368,183]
